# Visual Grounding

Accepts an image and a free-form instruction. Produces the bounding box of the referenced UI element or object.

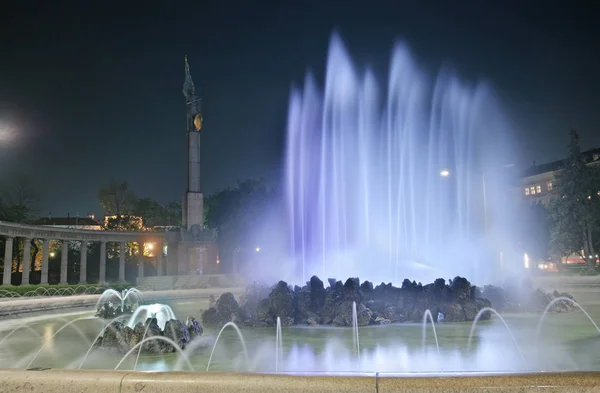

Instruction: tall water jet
[284,32,516,285]
[351,301,360,356]
[275,316,283,372]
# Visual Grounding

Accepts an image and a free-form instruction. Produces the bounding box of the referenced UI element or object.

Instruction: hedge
[0,283,134,298]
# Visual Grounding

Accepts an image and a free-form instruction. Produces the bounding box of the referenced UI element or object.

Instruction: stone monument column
[79,241,88,284]
[21,238,32,285]
[182,56,204,232]
[2,237,14,285]
[41,239,50,285]
[59,240,69,284]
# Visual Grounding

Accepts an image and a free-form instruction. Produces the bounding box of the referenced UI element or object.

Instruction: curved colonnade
[0,221,165,285]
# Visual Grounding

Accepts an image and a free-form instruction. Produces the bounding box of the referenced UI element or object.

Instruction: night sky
[1,0,599,216]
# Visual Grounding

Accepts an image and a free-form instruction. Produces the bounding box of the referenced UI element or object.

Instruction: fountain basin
[1,369,600,392]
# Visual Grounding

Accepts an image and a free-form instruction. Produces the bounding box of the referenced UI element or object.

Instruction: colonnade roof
[0,220,166,243]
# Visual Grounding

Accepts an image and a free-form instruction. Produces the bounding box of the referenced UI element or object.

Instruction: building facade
[517,147,600,206]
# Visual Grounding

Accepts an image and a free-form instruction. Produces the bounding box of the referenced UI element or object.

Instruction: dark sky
[1,0,599,216]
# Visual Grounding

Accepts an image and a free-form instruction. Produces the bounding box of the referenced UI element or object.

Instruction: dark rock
[187,316,203,341]
[309,276,327,311]
[163,319,190,350]
[266,281,296,326]
[201,292,243,328]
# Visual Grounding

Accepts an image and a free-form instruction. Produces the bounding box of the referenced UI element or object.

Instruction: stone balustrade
[0,220,167,286]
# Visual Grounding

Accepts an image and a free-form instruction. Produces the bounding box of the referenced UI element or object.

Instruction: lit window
[536,185,542,194]
[530,186,536,195]
[547,182,553,191]
[525,188,530,196]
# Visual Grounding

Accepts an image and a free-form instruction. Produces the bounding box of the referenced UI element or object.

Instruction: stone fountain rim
[1,368,599,392]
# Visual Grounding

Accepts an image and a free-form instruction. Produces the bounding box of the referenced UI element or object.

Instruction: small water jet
[421,309,440,354]
[467,307,526,367]
[206,322,249,372]
[114,336,194,371]
[96,288,143,315]
[26,317,97,369]
[78,315,130,369]
[535,297,600,344]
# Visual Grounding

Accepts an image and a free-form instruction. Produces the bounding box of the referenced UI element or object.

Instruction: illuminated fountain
[127,304,177,330]
[95,288,144,318]
[1,33,599,391]
[285,33,516,285]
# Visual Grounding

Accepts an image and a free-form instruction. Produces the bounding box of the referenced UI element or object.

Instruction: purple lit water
[284,33,516,285]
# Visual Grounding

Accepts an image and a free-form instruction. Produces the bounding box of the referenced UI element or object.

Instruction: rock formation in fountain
[201,276,578,329]
[480,277,577,313]
[94,316,206,354]
[202,276,491,328]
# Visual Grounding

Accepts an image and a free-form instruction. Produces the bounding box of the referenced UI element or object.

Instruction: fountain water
[351,301,360,356]
[96,288,143,313]
[275,316,283,372]
[206,322,250,372]
[78,315,130,369]
[421,309,440,354]
[535,297,600,343]
[127,304,176,330]
[114,336,194,371]
[26,317,97,369]
[284,33,515,285]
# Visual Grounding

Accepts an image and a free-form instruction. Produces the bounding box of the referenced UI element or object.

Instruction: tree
[98,179,136,216]
[0,174,39,223]
[204,179,278,270]
[517,201,551,263]
[548,130,600,272]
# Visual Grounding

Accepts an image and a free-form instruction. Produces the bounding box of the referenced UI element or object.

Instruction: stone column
[118,242,126,282]
[156,245,164,276]
[2,237,14,286]
[41,239,50,285]
[59,240,69,284]
[138,241,145,280]
[79,241,88,284]
[99,241,107,284]
[21,238,32,285]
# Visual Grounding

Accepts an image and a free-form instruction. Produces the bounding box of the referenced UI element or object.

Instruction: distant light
[255,247,261,252]
[50,252,55,258]
[147,243,154,250]
[0,121,16,144]
[216,258,220,265]
[524,253,530,269]
[440,169,450,177]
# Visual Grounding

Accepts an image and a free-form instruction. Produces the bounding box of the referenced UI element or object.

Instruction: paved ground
[0,287,244,318]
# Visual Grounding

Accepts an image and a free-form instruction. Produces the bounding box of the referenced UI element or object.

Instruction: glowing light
[524,253,530,269]
[440,169,450,177]
[255,247,261,252]
[147,243,154,250]
[50,252,55,258]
